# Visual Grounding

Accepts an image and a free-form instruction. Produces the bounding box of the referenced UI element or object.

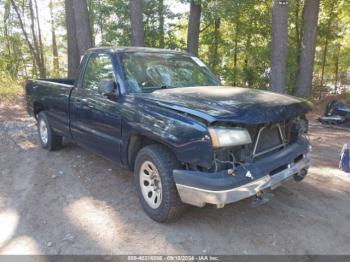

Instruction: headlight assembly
[208,127,252,148]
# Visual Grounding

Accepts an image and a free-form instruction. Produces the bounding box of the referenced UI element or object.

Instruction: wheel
[37,112,62,151]
[134,144,186,222]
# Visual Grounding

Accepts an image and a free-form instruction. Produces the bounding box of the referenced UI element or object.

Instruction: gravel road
[1,101,350,255]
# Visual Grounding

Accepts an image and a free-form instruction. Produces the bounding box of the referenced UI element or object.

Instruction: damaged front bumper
[173,138,310,208]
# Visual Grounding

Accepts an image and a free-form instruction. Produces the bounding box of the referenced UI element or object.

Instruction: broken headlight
[208,127,252,148]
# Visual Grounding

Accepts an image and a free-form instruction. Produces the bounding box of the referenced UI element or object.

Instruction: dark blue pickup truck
[26,47,311,222]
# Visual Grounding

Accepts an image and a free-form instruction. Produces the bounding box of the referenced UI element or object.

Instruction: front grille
[234,120,296,162]
[253,124,285,158]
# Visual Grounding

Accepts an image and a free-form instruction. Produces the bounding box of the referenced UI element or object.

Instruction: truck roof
[86,46,189,55]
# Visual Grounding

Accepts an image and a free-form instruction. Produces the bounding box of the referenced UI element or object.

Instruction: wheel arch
[127,134,178,171]
[33,102,45,119]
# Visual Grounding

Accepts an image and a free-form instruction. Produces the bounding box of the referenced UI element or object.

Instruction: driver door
[70,53,122,164]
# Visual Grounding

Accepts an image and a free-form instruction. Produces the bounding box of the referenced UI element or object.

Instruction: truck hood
[134,86,312,124]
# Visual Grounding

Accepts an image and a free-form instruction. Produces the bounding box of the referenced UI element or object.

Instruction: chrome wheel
[39,119,48,145]
[139,161,162,209]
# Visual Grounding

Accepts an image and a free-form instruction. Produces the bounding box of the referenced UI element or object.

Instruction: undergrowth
[0,74,23,104]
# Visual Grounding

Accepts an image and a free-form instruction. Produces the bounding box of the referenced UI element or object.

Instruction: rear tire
[134,144,186,222]
[37,112,62,151]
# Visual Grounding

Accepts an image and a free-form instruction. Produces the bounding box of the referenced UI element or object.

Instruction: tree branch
[9,0,37,58]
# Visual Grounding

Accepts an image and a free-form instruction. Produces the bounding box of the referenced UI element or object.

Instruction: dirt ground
[0,97,350,255]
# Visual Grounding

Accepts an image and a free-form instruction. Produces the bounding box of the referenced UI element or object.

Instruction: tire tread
[134,144,186,222]
[37,112,62,151]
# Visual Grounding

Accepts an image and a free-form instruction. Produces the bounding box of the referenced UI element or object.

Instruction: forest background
[1,0,350,101]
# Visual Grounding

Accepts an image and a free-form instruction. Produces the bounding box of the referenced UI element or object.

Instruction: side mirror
[98,79,117,98]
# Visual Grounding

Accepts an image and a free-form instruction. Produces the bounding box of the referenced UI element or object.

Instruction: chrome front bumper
[175,156,310,208]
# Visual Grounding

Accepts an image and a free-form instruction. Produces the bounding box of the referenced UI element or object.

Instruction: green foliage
[89,0,131,46]
[0,73,23,103]
[1,0,350,100]
[312,0,350,95]
[338,89,350,104]
[0,0,32,79]
[88,0,184,49]
[199,0,271,89]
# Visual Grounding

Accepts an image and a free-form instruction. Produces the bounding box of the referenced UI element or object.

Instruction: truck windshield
[120,52,221,93]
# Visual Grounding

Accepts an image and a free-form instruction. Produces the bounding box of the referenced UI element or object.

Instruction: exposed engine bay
[188,116,309,173]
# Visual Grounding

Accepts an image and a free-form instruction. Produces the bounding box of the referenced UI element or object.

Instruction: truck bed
[25,78,76,138]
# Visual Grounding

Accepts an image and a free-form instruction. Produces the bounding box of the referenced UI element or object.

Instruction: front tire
[134,144,185,222]
[37,112,62,151]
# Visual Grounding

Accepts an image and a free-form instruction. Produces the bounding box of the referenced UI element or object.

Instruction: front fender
[120,98,214,168]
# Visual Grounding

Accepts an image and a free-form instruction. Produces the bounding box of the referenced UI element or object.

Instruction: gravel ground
[0,99,350,255]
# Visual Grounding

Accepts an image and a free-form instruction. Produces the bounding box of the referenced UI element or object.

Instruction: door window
[82,53,116,91]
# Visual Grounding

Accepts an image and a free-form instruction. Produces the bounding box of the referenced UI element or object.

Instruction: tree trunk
[187,0,201,56]
[269,0,290,94]
[65,0,80,78]
[294,0,302,88]
[3,0,11,57]
[129,0,145,47]
[334,44,340,94]
[319,6,336,95]
[50,0,59,77]
[29,0,45,78]
[295,0,320,98]
[65,0,92,77]
[209,18,220,73]
[72,0,94,57]
[34,0,45,77]
[28,0,40,60]
[158,0,165,48]
[244,32,252,87]
[88,0,96,45]
[97,1,104,43]
[31,53,38,77]
[10,0,45,78]
[295,0,301,53]
[233,20,239,87]
[319,37,329,93]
